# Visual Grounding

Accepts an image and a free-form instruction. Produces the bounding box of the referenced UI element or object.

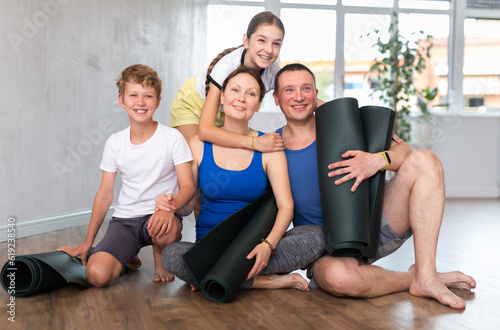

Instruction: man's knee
[401,150,443,178]
[313,257,365,297]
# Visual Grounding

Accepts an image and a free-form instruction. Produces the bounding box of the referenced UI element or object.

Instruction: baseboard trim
[0,207,115,242]
[445,187,499,198]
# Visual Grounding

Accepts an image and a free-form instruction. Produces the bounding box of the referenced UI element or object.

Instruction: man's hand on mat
[392,132,404,144]
[147,210,175,238]
[328,150,384,192]
[57,244,91,267]
[254,133,284,152]
[246,243,272,279]
[155,193,176,213]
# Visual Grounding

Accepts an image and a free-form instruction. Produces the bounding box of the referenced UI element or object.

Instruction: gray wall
[1,0,207,239]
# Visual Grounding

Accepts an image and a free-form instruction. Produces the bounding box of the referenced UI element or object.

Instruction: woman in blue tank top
[190,67,294,276]
[158,66,313,292]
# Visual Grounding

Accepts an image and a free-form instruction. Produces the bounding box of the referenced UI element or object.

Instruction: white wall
[433,114,500,198]
[0,0,207,240]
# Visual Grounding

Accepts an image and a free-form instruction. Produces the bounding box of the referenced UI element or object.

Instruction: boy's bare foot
[153,268,175,282]
[126,256,142,271]
[408,265,475,309]
[252,273,309,291]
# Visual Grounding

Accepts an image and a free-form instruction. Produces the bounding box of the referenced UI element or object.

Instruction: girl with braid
[168,11,286,152]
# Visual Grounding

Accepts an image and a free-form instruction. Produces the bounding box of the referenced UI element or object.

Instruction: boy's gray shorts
[91,215,154,267]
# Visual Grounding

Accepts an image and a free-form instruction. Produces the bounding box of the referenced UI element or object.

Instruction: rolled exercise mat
[359,105,395,259]
[183,193,277,303]
[1,251,90,297]
[316,97,370,257]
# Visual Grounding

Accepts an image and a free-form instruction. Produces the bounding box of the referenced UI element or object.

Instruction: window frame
[208,0,500,114]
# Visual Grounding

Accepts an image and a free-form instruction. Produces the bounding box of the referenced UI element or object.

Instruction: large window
[463,18,500,112]
[208,0,500,114]
[280,8,336,101]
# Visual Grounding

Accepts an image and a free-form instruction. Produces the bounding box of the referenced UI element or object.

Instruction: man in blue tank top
[273,63,475,310]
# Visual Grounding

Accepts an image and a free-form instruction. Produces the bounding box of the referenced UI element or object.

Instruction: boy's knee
[154,222,182,249]
[86,265,112,288]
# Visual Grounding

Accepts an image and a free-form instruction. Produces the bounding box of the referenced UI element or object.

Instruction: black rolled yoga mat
[1,251,90,297]
[359,105,395,259]
[183,192,277,303]
[315,98,395,258]
[316,97,370,257]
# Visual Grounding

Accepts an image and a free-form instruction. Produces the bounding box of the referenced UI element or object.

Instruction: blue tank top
[196,134,269,239]
[276,127,323,227]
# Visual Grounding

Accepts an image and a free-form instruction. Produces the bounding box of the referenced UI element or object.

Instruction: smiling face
[220,72,262,122]
[273,69,318,123]
[243,24,283,70]
[119,83,161,124]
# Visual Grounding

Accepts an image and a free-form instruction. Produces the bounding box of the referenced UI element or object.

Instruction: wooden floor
[1,198,499,329]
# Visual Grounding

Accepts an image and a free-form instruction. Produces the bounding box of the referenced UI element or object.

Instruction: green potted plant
[410,86,447,150]
[366,12,433,142]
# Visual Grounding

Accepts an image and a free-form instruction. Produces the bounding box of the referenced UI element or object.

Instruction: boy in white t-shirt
[58,64,195,286]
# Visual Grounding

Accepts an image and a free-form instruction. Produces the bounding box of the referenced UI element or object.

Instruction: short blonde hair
[116,64,162,100]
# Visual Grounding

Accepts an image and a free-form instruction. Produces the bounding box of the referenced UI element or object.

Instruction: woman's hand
[246,242,273,279]
[254,133,284,152]
[155,193,176,213]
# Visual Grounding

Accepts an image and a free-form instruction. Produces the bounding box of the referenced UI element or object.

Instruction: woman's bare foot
[252,273,309,291]
[408,265,474,309]
[126,256,142,271]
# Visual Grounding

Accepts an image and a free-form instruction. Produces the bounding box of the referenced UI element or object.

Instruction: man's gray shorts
[364,211,413,265]
[307,212,412,284]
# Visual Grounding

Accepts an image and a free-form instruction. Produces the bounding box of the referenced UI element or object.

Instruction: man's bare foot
[409,265,476,291]
[153,268,175,282]
[408,265,471,309]
[126,256,142,271]
[190,284,200,292]
[252,273,309,291]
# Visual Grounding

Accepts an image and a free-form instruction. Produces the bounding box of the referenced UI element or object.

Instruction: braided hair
[205,45,243,97]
